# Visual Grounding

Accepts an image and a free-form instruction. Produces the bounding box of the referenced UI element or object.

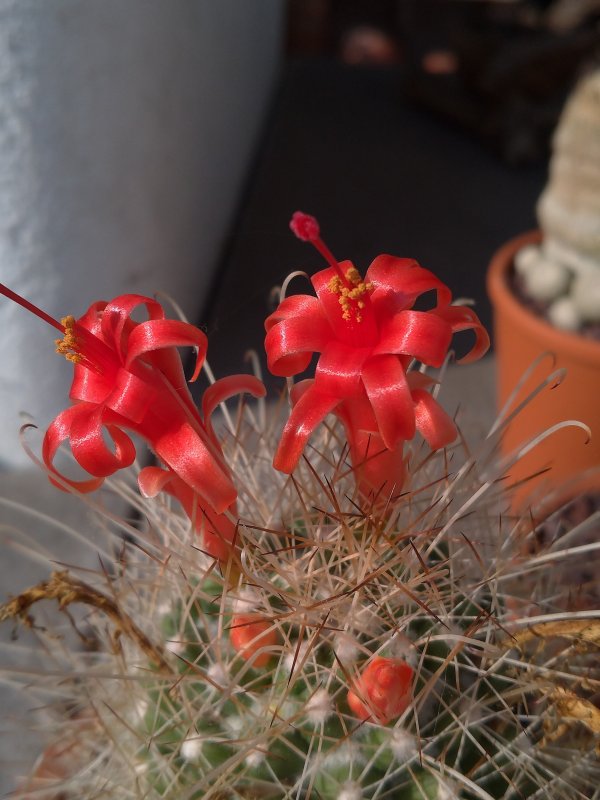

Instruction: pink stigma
[288,210,348,284]
[290,211,320,242]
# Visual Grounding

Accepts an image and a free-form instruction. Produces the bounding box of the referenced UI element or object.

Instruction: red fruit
[230,614,278,667]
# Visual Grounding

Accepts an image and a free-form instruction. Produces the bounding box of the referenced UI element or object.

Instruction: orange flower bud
[230,614,278,667]
[347,657,413,724]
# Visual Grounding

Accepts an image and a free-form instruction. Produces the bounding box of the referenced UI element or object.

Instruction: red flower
[347,656,413,724]
[265,213,489,484]
[0,284,265,562]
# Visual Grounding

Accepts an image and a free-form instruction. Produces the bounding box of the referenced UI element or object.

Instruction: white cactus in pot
[515,68,600,332]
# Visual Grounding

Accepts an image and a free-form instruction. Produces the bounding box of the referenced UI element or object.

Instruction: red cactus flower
[230,614,278,667]
[0,283,265,563]
[347,656,414,724]
[265,212,489,488]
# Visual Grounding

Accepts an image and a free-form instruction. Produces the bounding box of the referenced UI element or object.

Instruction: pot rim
[487,230,600,366]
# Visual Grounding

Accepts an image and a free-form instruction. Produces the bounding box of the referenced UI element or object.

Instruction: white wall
[0,0,283,467]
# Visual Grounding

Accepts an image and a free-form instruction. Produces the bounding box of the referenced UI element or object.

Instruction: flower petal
[264,293,326,331]
[202,374,266,422]
[366,255,453,317]
[361,355,416,448]
[69,407,136,477]
[69,364,114,404]
[432,304,490,364]
[103,367,155,424]
[411,388,457,449]
[273,386,340,474]
[374,310,452,367]
[315,341,372,398]
[76,300,108,338]
[138,465,172,498]
[202,374,266,443]
[265,295,331,376]
[125,318,208,381]
[100,294,164,356]
[43,406,105,493]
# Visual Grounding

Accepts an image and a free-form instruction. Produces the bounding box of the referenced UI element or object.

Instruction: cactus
[1,215,599,799]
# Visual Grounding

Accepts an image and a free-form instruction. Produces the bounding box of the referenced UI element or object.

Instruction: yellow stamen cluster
[55,315,83,364]
[328,267,373,322]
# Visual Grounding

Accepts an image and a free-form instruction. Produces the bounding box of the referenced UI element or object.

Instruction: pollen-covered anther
[55,315,83,364]
[328,271,373,322]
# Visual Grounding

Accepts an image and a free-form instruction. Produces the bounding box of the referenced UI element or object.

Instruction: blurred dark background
[202,0,600,387]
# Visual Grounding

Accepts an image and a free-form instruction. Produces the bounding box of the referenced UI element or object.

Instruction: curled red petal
[69,406,136,477]
[42,405,109,493]
[265,295,331,376]
[273,386,340,474]
[76,300,108,338]
[138,465,172,498]
[265,293,324,331]
[411,388,457,449]
[432,304,490,364]
[125,318,208,382]
[202,374,265,420]
[361,354,416,448]
[374,310,452,367]
[314,341,371,398]
[100,294,164,355]
[311,264,379,347]
[366,255,452,316]
[202,374,266,443]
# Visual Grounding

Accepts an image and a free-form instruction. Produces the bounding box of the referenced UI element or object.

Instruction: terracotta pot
[487,231,600,508]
